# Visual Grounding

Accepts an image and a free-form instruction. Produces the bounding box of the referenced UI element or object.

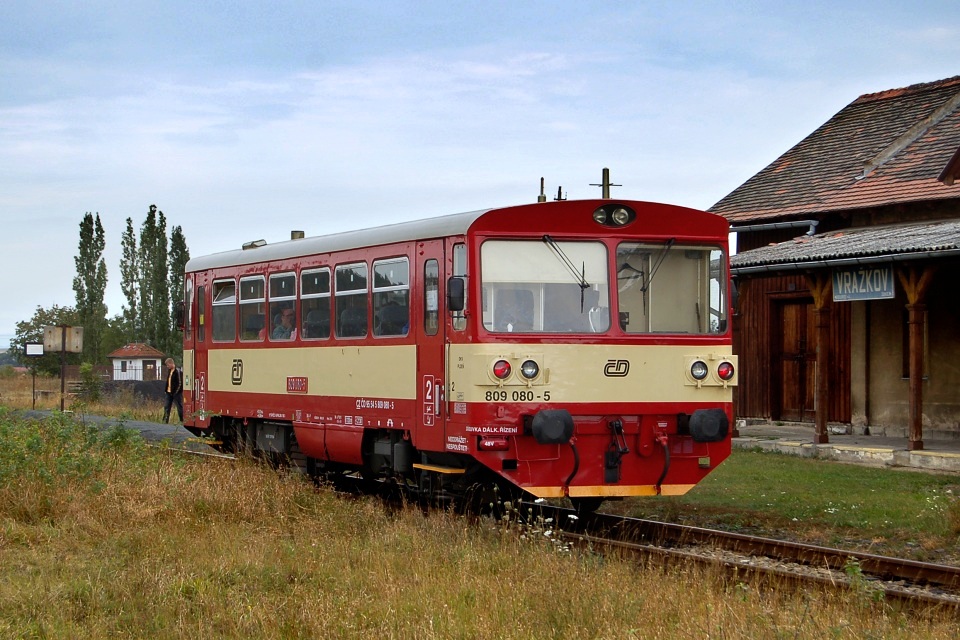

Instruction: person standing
[163,357,183,424]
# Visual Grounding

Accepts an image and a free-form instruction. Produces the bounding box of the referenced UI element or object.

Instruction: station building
[709,75,960,448]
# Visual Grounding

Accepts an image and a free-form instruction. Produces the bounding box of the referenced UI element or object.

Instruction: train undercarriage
[188,416,529,512]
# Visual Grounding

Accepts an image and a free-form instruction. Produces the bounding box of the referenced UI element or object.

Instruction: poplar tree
[168,224,191,353]
[138,205,169,348]
[119,217,139,337]
[72,212,108,362]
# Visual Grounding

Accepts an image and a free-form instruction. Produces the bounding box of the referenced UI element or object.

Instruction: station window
[336,263,368,338]
[212,280,237,342]
[269,272,297,341]
[424,259,439,336]
[239,276,266,341]
[373,258,409,337]
[301,268,331,340]
[452,243,467,331]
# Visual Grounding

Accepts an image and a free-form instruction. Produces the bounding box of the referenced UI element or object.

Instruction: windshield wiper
[642,238,675,293]
[542,235,590,311]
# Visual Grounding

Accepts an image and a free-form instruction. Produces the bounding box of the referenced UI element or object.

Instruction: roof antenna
[590,167,621,199]
[537,177,547,203]
[555,186,566,201]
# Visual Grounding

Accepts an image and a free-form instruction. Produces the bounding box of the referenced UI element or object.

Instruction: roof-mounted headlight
[592,204,636,227]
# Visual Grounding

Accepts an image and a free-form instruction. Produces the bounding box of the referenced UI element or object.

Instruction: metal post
[60,325,66,412]
[589,167,621,199]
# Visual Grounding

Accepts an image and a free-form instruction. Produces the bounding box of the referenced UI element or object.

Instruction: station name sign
[832,265,895,301]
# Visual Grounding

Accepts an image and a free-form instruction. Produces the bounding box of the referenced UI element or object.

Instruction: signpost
[24,342,43,410]
[42,326,83,412]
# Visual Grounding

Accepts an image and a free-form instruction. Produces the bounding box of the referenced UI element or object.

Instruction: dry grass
[0,411,957,638]
[0,371,163,421]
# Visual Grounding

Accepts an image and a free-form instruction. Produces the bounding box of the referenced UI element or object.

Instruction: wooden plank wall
[733,274,851,423]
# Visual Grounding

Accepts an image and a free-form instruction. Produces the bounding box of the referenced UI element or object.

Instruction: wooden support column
[806,273,832,444]
[897,265,937,451]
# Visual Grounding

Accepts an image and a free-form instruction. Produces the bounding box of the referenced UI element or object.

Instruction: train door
[414,239,447,452]
[190,277,210,429]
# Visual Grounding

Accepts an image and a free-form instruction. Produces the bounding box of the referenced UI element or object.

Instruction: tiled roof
[731,219,960,272]
[106,343,166,359]
[941,146,960,185]
[711,76,960,223]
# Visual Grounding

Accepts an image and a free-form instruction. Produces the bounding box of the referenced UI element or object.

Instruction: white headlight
[520,360,540,379]
[690,360,709,380]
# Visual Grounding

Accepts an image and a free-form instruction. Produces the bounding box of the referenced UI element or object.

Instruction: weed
[843,557,885,605]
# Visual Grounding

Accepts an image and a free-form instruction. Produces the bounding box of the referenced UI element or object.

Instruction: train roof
[185,208,491,273]
[185,199,728,273]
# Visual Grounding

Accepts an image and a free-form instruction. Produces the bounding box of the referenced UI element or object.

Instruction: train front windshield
[480,239,727,335]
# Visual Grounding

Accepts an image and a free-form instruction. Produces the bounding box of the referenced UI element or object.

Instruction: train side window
[212,280,237,342]
[268,272,297,341]
[452,243,467,331]
[239,276,266,341]
[424,259,439,336]
[196,285,205,342]
[301,268,331,340]
[373,258,409,337]
[335,263,368,338]
[184,278,193,341]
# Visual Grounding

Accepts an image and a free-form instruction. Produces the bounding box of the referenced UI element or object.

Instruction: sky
[1,1,958,348]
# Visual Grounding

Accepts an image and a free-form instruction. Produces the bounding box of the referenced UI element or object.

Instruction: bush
[78,362,103,402]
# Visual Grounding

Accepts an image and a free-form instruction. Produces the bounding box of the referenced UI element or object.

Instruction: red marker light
[717,362,735,381]
[493,360,512,380]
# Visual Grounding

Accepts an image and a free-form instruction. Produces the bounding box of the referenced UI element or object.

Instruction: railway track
[519,502,960,610]
[160,442,960,610]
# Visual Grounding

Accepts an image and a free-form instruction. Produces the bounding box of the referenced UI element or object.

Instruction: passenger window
[239,276,266,341]
[269,272,297,341]
[301,269,331,340]
[373,258,409,337]
[336,263,368,338]
[212,280,236,342]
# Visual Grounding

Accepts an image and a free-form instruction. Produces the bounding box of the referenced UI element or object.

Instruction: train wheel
[570,497,604,514]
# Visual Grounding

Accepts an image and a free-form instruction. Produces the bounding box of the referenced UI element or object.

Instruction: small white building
[106,343,166,381]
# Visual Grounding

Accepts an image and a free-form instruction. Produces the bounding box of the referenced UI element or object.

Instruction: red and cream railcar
[181,199,737,509]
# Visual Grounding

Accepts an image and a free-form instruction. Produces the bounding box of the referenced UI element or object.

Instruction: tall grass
[0,411,957,638]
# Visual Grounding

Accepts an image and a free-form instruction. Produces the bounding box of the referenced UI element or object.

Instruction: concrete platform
[734,420,960,473]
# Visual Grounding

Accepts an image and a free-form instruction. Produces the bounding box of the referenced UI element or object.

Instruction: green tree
[10,305,81,376]
[138,205,169,349]
[72,212,109,363]
[167,225,190,354]
[119,217,139,338]
[101,314,132,361]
